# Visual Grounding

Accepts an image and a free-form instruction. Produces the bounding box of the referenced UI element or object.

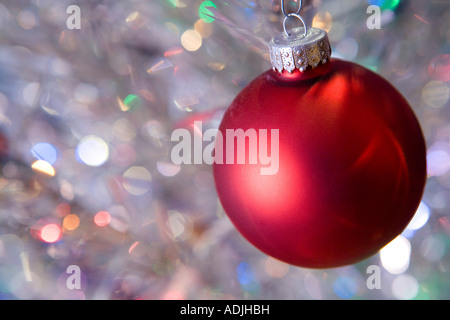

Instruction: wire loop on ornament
[283,13,307,38]
[280,0,307,37]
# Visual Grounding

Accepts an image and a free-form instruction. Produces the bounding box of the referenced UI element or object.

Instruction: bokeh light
[420,235,446,262]
[198,1,217,23]
[31,142,58,165]
[56,203,71,217]
[122,94,143,111]
[426,142,450,177]
[367,0,400,11]
[428,54,450,82]
[63,214,80,231]
[76,135,109,167]
[157,161,181,177]
[264,257,289,278]
[312,11,332,32]
[194,19,214,39]
[380,235,411,274]
[122,166,152,196]
[166,210,190,240]
[17,10,37,30]
[422,80,450,108]
[31,160,55,177]
[335,37,358,60]
[391,274,419,300]
[333,276,358,299]
[94,211,112,227]
[40,224,62,243]
[406,201,430,232]
[236,262,259,293]
[181,29,202,52]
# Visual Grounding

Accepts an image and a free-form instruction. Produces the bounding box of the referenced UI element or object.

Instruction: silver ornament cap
[269,27,332,73]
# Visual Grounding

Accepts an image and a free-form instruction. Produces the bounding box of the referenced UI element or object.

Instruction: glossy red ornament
[213,59,426,268]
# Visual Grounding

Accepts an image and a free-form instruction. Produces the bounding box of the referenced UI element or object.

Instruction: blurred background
[0,0,449,300]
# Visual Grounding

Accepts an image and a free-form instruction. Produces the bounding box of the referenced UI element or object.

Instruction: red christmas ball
[213,59,426,268]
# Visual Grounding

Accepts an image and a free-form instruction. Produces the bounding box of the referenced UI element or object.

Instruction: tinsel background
[0,0,449,300]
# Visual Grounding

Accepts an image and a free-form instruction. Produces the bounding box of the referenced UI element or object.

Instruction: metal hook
[283,13,308,38]
[281,0,303,17]
[281,0,307,37]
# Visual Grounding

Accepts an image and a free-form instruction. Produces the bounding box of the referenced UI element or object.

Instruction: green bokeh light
[369,0,400,11]
[199,1,217,23]
[166,0,177,8]
[124,94,143,111]
[381,0,400,11]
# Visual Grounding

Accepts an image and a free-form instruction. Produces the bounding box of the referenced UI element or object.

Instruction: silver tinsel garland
[0,0,449,300]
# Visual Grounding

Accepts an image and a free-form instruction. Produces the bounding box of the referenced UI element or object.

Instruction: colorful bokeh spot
[198,1,217,23]
[368,0,400,10]
[123,94,143,111]
[40,224,62,243]
[166,0,177,8]
[76,135,109,167]
[31,142,59,165]
[94,211,111,227]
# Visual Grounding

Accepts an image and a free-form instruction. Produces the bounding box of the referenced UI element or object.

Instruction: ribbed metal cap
[268,27,332,73]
